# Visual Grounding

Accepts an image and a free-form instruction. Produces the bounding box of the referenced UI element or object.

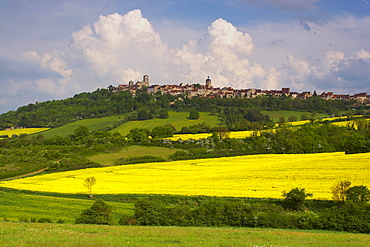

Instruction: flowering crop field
[0,128,49,138]
[169,119,370,141]
[1,152,369,200]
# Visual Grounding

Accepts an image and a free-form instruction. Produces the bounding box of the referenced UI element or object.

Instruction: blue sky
[1,0,370,113]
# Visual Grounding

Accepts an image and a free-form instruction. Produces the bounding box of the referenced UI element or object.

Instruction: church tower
[205,76,212,88]
[142,75,149,87]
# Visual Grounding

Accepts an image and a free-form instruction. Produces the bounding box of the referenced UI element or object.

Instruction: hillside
[111,111,220,135]
[0,87,360,131]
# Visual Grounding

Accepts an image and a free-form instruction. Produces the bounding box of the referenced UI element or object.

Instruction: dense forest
[0,88,363,129]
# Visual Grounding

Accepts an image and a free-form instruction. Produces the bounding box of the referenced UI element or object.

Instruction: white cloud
[20,10,275,94]
[8,9,369,113]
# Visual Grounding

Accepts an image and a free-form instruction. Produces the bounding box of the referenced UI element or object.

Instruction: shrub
[37,218,52,223]
[75,199,113,225]
[118,214,137,225]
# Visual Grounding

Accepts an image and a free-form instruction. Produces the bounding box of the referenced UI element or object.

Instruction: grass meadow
[89,145,181,166]
[111,111,220,135]
[40,115,127,138]
[0,190,133,224]
[1,152,369,200]
[1,222,370,247]
[261,110,329,122]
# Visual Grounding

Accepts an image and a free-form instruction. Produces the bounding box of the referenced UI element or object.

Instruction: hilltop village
[108,75,370,102]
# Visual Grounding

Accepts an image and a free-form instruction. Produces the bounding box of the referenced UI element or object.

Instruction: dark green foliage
[129,197,370,233]
[115,155,166,165]
[319,201,370,233]
[75,199,113,225]
[283,188,313,211]
[150,125,175,138]
[126,128,150,143]
[137,109,152,120]
[188,110,200,119]
[179,122,212,134]
[158,109,169,119]
[37,218,52,223]
[346,186,370,203]
[118,214,137,225]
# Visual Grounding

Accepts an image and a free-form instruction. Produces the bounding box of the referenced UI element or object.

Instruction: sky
[1,0,370,114]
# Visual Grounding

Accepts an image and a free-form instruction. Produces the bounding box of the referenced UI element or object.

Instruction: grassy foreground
[1,222,370,247]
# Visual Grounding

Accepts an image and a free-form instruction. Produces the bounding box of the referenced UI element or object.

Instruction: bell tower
[205,76,212,88]
[143,75,149,87]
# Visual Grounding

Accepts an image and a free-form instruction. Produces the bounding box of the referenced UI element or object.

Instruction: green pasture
[262,110,329,122]
[89,145,181,166]
[41,115,127,138]
[0,190,133,224]
[1,222,370,247]
[111,111,220,135]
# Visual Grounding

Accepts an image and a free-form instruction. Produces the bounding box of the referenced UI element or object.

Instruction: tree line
[73,180,370,234]
[0,88,364,129]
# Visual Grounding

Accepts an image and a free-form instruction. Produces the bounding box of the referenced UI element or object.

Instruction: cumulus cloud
[281,49,370,93]
[18,9,276,97]
[3,8,369,114]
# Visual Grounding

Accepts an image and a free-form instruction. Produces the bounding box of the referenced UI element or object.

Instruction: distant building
[108,74,368,102]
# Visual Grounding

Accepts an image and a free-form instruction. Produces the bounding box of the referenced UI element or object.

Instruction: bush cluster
[119,199,370,233]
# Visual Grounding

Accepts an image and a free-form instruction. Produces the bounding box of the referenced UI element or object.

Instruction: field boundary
[0,167,48,182]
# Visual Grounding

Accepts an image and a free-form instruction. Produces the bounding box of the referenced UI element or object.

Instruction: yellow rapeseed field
[0,128,49,138]
[1,152,369,200]
[169,131,258,140]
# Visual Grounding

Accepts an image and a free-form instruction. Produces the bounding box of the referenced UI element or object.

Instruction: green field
[0,190,133,224]
[111,111,220,135]
[89,145,181,166]
[261,110,329,122]
[41,115,127,138]
[1,222,370,247]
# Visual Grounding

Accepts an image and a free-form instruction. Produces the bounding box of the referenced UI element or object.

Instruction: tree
[137,109,150,120]
[278,117,286,125]
[158,109,169,119]
[346,185,370,203]
[288,115,297,122]
[150,125,175,138]
[300,114,309,121]
[214,126,230,139]
[282,188,313,211]
[84,176,96,198]
[127,128,150,143]
[73,126,90,141]
[75,199,113,225]
[331,180,351,204]
[189,110,200,119]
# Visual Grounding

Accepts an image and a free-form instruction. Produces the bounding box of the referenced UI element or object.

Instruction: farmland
[261,110,329,122]
[110,111,220,135]
[40,115,127,138]
[1,152,369,200]
[0,128,49,138]
[88,145,181,166]
[0,190,133,224]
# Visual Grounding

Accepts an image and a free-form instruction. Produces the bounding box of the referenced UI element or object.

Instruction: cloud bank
[1,9,370,113]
